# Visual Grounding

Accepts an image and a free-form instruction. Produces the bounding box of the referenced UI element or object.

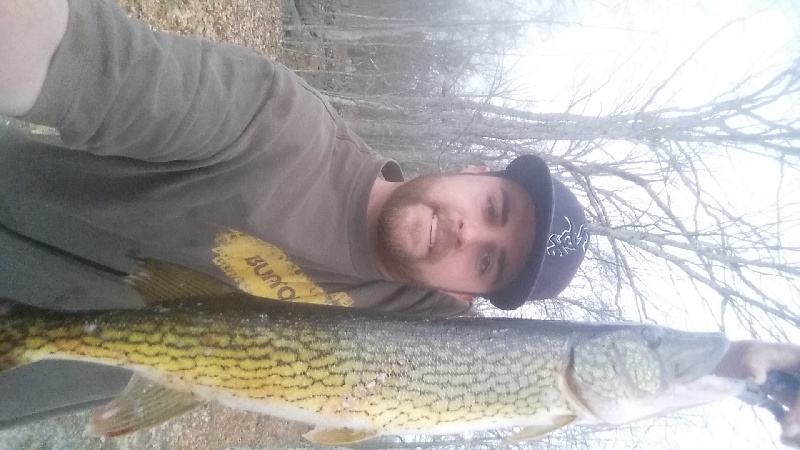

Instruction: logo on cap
[547,216,589,257]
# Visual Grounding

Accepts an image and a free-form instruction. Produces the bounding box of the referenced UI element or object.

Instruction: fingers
[722,341,800,447]
[781,393,800,448]
[743,342,800,385]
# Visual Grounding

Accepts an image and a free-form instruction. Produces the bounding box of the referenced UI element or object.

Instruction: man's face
[376,172,536,295]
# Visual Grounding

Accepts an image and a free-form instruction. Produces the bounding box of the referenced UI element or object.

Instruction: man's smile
[429,213,438,251]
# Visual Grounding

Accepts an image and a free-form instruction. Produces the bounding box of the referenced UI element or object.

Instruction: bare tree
[301,1,800,341]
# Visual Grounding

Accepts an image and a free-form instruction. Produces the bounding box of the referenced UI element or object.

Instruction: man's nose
[455,219,486,248]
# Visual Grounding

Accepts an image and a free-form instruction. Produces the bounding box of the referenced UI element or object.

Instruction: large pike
[0,261,741,444]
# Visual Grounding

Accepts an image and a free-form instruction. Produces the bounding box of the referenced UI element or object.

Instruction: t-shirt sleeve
[22,0,281,162]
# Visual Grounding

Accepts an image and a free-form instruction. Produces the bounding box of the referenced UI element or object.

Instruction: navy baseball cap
[487,154,589,310]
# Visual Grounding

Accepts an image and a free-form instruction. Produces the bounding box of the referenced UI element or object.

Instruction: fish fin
[126,259,237,305]
[303,426,379,445]
[503,415,577,444]
[87,373,203,437]
[0,298,32,371]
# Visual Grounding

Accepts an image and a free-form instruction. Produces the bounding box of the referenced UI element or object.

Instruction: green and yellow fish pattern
[0,261,735,444]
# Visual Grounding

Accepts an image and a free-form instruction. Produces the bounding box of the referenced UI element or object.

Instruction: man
[0,0,590,427]
[0,0,798,443]
[0,0,592,318]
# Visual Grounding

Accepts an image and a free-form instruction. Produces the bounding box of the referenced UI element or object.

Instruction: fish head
[562,324,737,425]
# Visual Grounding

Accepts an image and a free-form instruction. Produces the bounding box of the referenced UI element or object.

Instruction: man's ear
[443,291,476,304]
[460,165,490,174]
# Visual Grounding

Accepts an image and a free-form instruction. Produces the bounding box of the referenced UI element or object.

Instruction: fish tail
[0,297,34,371]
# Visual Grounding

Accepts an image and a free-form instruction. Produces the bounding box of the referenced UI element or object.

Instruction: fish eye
[640,327,663,348]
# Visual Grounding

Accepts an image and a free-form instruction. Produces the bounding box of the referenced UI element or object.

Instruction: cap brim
[487,155,554,310]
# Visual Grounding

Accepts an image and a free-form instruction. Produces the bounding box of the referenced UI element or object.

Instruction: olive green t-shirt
[1,0,474,318]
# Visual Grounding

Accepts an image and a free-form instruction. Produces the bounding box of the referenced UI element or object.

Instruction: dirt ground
[117,0,283,57]
[115,0,337,76]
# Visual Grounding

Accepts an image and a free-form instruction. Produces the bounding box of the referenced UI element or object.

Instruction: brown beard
[375,173,454,282]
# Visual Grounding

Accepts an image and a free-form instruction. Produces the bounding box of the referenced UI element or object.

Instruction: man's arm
[713,340,800,384]
[0,0,69,116]
[2,0,300,164]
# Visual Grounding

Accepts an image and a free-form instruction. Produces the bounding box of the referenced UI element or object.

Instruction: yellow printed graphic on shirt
[211,230,354,307]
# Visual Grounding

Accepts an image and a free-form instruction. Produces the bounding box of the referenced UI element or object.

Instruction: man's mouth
[429,214,438,250]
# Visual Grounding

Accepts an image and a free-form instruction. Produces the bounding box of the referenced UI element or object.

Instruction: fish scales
[0,281,734,444]
[2,296,572,430]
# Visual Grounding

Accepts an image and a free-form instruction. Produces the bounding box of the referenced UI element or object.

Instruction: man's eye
[488,200,496,220]
[480,253,491,274]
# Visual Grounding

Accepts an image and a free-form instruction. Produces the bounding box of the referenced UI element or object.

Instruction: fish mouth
[657,329,730,385]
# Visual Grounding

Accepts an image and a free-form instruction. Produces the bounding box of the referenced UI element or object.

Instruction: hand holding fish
[714,340,800,447]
